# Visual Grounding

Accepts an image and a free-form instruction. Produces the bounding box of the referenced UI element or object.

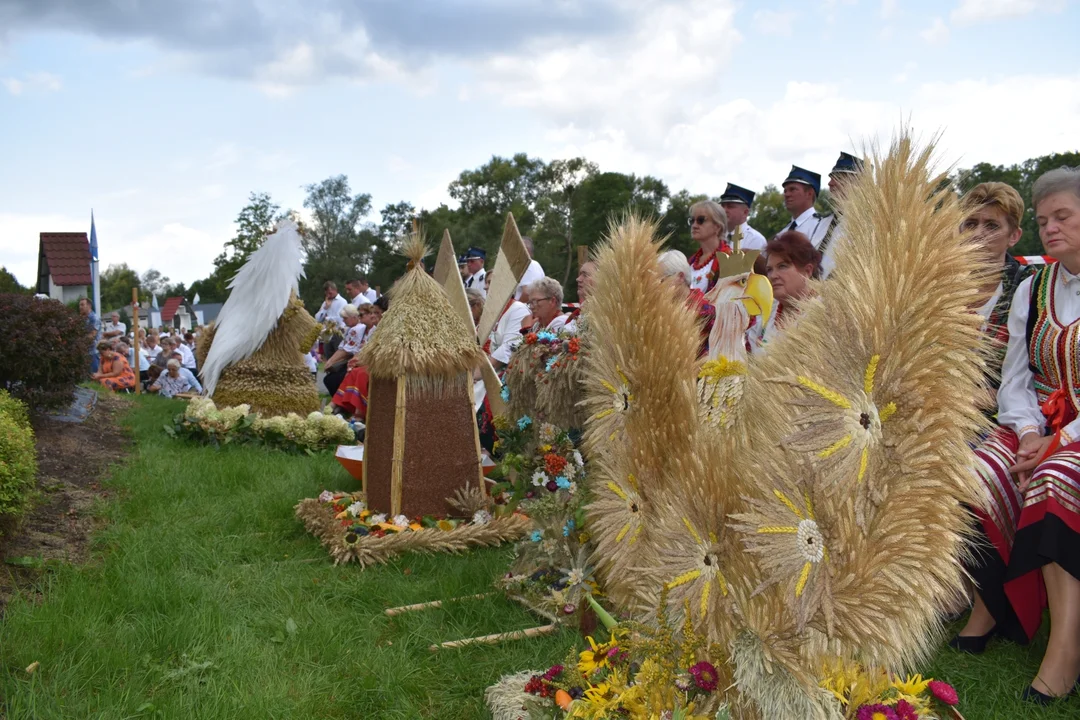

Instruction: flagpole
[90,210,102,317]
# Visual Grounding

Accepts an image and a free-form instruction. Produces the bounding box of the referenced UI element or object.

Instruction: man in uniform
[818,151,865,277]
[719,183,767,251]
[463,247,487,297]
[780,165,833,251]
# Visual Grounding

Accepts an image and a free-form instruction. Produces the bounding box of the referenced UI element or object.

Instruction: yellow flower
[577,634,614,675]
[891,673,929,697]
[436,519,455,531]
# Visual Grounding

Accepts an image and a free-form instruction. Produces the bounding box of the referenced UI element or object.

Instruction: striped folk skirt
[969,428,1080,642]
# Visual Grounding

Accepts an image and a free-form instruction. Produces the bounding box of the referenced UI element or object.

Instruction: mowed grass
[0,395,575,719]
[2,395,1079,718]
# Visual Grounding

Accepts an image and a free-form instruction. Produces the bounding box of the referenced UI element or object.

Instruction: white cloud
[880,0,898,19]
[752,9,799,36]
[951,0,1066,24]
[893,61,917,84]
[920,17,950,44]
[1,71,61,95]
[0,211,85,289]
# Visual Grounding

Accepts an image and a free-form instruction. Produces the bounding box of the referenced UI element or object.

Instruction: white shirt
[464,268,487,298]
[145,344,163,360]
[350,294,372,307]
[976,282,1004,332]
[488,300,532,365]
[341,324,367,354]
[819,220,842,278]
[128,346,150,372]
[733,222,767,251]
[784,207,834,250]
[363,288,377,303]
[176,342,197,370]
[999,266,1080,440]
[516,260,545,299]
[104,321,126,337]
[533,314,569,334]
[315,295,349,327]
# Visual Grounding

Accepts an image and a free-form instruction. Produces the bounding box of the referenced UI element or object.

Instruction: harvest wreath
[295,489,531,567]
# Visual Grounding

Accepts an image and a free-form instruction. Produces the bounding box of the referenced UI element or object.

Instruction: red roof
[160,296,184,323]
[39,232,91,286]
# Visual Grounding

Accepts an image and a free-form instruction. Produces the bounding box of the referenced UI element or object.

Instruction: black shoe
[1021,677,1080,705]
[1022,685,1055,705]
[947,627,995,654]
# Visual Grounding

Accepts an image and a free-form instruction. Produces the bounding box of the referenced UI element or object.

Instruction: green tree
[533,158,598,289]
[299,175,376,308]
[140,269,170,299]
[0,266,31,294]
[660,189,708,256]
[748,185,790,243]
[99,263,142,311]
[367,201,416,293]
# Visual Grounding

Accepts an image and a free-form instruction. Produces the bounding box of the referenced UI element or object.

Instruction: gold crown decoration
[716,224,760,278]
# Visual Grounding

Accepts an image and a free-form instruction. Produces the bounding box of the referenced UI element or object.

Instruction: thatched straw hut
[359,234,486,518]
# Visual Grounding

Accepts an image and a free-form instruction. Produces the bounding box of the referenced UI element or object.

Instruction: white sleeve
[490,304,531,365]
[997,276,1044,438]
[314,305,328,323]
[342,326,365,354]
[515,261,545,299]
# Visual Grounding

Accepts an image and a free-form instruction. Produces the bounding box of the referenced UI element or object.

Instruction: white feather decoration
[199,219,305,396]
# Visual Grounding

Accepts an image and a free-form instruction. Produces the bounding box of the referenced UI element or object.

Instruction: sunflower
[776,354,897,486]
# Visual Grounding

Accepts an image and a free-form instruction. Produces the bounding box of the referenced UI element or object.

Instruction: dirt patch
[0,392,132,615]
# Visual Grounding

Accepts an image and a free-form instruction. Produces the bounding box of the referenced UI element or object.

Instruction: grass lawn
[2,394,1079,718]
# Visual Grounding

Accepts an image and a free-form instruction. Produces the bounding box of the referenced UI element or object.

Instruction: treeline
[91,148,1080,313]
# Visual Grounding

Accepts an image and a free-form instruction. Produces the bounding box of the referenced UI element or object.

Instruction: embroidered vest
[1025,264,1080,426]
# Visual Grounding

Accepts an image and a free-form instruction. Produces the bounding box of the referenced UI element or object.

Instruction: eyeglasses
[527,297,553,308]
[687,215,710,226]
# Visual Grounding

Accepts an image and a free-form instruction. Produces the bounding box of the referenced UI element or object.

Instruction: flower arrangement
[821,661,964,720]
[318,318,344,342]
[516,593,727,720]
[295,488,532,567]
[490,415,594,623]
[316,490,495,543]
[505,329,588,429]
[167,397,355,453]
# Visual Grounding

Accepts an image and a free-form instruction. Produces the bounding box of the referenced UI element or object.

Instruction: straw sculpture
[579,132,992,718]
[295,497,531,567]
[359,231,487,518]
[192,219,321,416]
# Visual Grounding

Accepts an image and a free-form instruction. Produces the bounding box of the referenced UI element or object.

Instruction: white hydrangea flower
[347,501,365,517]
[572,450,584,467]
[392,514,410,527]
[318,490,334,503]
[472,509,492,525]
[370,513,387,525]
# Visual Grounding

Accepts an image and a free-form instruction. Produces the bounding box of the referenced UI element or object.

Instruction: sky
[1,0,1078,289]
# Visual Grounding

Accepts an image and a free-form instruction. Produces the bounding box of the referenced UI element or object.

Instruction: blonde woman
[687,200,730,293]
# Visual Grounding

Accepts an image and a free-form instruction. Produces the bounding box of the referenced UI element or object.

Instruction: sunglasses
[687,215,710,226]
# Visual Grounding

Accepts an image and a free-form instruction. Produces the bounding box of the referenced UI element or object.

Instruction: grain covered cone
[360,231,487,518]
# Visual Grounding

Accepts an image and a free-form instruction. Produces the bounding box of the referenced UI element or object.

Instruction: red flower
[567,337,580,354]
[893,699,918,720]
[544,453,568,475]
[524,333,539,345]
[542,664,564,681]
[524,675,545,695]
[688,661,718,692]
[856,705,898,720]
[928,680,958,706]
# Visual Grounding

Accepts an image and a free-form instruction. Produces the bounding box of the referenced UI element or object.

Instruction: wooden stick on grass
[384,592,492,617]
[428,623,556,651]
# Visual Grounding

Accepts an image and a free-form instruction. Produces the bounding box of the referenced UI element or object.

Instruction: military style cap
[829,151,864,176]
[719,183,756,207]
[782,165,822,196]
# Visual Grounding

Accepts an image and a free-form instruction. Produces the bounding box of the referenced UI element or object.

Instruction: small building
[36,232,90,304]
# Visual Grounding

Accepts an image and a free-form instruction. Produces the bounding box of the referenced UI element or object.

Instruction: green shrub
[0,391,37,526]
[0,293,93,408]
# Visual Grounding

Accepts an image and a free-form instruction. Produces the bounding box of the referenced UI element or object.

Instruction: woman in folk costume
[686,200,732,293]
[957,168,1080,703]
[751,230,821,349]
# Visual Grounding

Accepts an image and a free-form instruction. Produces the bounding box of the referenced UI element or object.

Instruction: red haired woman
[751,230,822,349]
